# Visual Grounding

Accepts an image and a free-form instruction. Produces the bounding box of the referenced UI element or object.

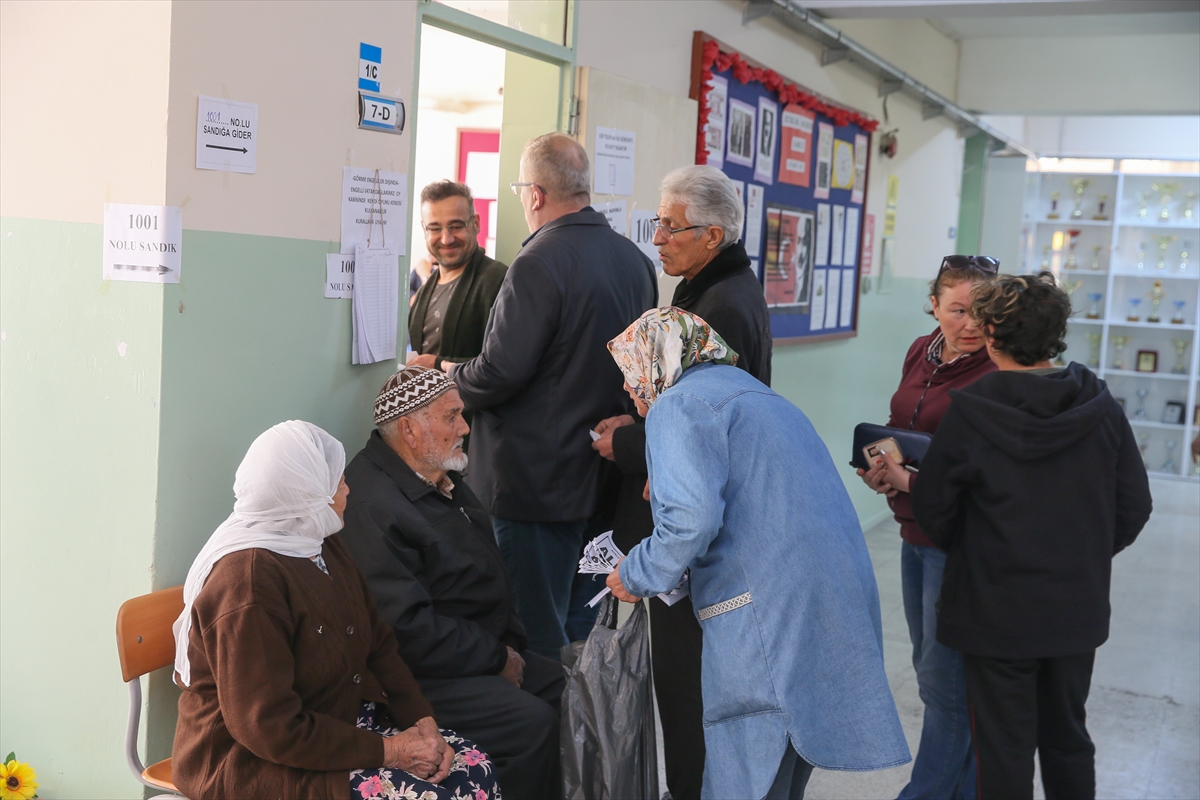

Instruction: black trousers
[649,594,706,800]
[963,651,1097,800]
[417,649,565,800]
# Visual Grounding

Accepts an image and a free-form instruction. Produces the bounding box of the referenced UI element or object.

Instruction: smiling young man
[407,181,507,375]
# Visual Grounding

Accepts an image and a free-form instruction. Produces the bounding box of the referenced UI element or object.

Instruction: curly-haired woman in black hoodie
[878,271,1152,800]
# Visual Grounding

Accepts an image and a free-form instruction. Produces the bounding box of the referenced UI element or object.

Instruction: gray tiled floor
[804,477,1200,800]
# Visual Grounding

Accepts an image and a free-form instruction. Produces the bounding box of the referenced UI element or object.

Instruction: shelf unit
[1020,160,1200,480]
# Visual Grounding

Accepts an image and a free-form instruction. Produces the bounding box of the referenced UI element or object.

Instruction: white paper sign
[326,253,354,299]
[594,127,636,196]
[815,203,831,266]
[102,203,183,283]
[745,184,765,256]
[824,264,841,329]
[196,95,257,173]
[843,208,860,267]
[831,205,846,266]
[705,76,728,170]
[840,268,855,327]
[594,200,628,236]
[809,269,827,332]
[341,167,407,256]
[730,180,746,239]
[630,210,659,266]
[754,97,778,186]
[352,245,398,364]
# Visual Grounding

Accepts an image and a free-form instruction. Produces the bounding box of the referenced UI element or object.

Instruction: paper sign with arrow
[102,203,183,283]
[196,95,257,173]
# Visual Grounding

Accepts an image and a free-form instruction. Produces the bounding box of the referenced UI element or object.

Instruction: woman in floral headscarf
[605,308,910,800]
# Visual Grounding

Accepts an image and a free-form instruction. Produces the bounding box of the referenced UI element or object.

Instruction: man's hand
[499,646,525,687]
[606,557,642,603]
[407,353,437,369]
[592,415,635,461]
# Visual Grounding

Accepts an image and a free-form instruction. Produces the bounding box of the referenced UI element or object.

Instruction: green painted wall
[0,216,164,799]
[957,132,992,256]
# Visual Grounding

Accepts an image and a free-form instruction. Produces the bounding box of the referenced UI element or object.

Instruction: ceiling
[795,0,1200,38]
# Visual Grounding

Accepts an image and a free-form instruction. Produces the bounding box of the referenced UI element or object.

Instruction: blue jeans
[492,516,604,659]
[898,542,976,800]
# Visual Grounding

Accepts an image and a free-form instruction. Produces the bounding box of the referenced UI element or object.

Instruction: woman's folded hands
[382,716,453,783]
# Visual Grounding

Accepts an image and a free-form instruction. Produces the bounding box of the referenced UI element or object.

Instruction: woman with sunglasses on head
[856,254,999,800]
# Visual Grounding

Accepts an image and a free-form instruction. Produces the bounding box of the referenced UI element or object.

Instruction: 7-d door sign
[196,95,258,173]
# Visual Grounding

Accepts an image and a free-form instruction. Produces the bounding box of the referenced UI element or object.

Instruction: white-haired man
[340,366,563,800]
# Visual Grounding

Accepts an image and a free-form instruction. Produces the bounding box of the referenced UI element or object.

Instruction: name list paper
[352,245,398,365]
[341,167,408,256]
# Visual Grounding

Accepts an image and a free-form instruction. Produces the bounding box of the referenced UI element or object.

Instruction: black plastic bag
[561,595,659,800]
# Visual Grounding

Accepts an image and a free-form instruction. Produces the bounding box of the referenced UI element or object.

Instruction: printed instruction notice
[594,127,636,196]
[196,95,258,173]
[341,167,408,256]
[102,203,183,283]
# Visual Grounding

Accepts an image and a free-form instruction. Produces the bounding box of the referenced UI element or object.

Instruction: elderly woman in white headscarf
[171,420,500,800]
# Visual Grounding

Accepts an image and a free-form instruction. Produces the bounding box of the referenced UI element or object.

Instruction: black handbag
[850,423,934,471]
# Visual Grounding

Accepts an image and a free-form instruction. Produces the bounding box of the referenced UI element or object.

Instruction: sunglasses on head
[939,255,999,276]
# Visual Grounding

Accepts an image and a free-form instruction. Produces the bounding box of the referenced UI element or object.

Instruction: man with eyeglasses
[408,180,508,381]
[446,132,657,660]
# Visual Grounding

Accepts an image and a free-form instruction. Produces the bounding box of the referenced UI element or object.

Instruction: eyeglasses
[509,182,545,196]
[652,217,707,240]
[938,255,1000,276]
[423,221,471,236]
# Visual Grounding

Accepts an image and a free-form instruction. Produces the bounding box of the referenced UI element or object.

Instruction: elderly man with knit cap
[340,366,564,800]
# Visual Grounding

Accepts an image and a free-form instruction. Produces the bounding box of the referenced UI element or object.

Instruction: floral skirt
[350,701,501,800]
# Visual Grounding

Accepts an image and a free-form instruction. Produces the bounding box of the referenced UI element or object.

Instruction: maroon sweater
[886,329,996,546]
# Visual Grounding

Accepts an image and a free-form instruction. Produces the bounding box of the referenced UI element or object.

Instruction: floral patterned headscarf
[607,307,738,407]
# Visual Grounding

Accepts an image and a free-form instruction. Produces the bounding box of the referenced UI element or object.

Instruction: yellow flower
[0,759,38,800]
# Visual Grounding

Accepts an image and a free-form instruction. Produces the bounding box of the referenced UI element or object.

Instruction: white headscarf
[172,420,346,687]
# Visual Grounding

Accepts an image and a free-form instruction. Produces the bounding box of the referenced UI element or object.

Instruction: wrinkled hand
[406,353,437,369]
[592,415,635,461]
[857,461,899,498]
[876,452,911,494]
[606,557,642,603]
[382,718,444,780]
[416,716,453,785]
[500,646,525,687]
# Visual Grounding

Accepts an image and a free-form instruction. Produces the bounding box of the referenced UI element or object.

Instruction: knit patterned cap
[374,366,456,425]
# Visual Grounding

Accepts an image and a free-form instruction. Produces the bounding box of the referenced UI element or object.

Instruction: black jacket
[911,362,1152,659]
[408,247,508,363]
[340,431,526,679]
[609,241,772,552]
[451,208,657,521]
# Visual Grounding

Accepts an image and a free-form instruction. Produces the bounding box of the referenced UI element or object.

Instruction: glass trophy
[1062,279,1083,303]
[1147,281,1164,323]
[1171,300,1187,325]
[1040,245,1051,270]
[1152,234,1177,270]
[1126,297,1142,322]
[1184,192,1196,222]
[1161,440,1176,473]
[1138,433,1150,464]
[1137,192,1151,219]
[1086,292,1103,319]
[1111,334,1130,369]
[1085,332,1102,369]
[1093,194,1109,221]
[1171,338,1190,374]
[1180,240,1192,273]
[1152,182,1179,222]
[1137,241,1147,272]
[1065,230,1081,267]
[1047,191,1061,220]
[1090,245,1103,271]
[1134,388,1149,420]
[1069,178,1090,220]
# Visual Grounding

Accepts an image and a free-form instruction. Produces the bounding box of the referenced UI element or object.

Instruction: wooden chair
[115,585,187,799]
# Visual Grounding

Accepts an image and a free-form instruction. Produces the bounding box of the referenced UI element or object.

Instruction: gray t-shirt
[420,275,460,355]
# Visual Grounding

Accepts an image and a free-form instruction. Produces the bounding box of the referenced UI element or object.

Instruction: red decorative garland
[697,39,878,165]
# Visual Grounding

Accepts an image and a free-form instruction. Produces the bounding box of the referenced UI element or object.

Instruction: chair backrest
[116,586,185,682]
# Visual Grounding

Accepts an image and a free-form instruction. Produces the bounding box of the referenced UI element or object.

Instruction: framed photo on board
[726,99,756,168]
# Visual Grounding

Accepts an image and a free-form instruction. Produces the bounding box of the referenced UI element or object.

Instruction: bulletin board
[690,32,878,344]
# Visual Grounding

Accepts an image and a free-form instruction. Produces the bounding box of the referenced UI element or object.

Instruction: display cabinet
[1020,159,1200,480]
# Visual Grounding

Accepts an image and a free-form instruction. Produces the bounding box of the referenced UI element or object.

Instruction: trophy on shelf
[1126,297,1142,322]
[1138,433,1150,464]
[1090,245,1103,271]
[1048,191,1061,220]
[1093,194,1109,221]
[1086,292,1103,319]
[1180,240,1192,273]
[1065,230,1082,268]
[1152,182,1180,222]
[1171,338,1191,375]
[1171,300,1187,325]
[1040,245,1052,270]
[1184,192,1196,222]
[1162,440,1177,473]
[1136,241,1147,272]
[1069,178,1090,220]
[1085,332,1102,369]
[1062,278,1084,302]
[1134,388,1150,420]
[1152,234,1177,270]
[1147,281,1165,323]
[1111,334,1130,369]
[1137,191,1151,219]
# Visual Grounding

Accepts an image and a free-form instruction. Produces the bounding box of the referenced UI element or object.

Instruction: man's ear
[705,226,723,251]
[399,416,421,449]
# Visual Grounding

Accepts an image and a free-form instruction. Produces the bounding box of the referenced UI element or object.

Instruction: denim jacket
[619,364,910,799]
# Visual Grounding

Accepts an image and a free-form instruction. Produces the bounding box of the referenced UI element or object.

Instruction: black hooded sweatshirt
[911,361,1152,659]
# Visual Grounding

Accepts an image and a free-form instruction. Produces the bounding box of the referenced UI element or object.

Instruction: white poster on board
[705,76,728,170]
[814,122,834,200]
[831,205,846,266]
[745,184,765,255]
[840,268,855,328]
[824,264,841,329]
[594,127,636,196]
[102,203,183,283]
[754,97,777,185]
[843,207,860,267]
[809,269,827,332]
[341,167,407,256]
[815,203,831,266]
[594,200,628,236]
